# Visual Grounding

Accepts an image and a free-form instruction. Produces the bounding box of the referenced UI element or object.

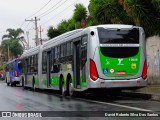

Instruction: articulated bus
[20,24,147,96]
[5,59,21,86]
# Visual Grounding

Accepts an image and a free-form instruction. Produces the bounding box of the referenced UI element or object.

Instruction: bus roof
[7,58,19,64]
[20,45,40,58]
[42,29,83,50]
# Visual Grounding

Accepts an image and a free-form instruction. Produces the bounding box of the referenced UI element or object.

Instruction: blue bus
[5,59,21,86]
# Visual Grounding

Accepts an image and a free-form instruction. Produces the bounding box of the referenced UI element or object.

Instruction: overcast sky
[0,0,90,47]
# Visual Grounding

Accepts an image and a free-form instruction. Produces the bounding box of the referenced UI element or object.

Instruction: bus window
[57,46,60,59]
[30,56,34,72]
[18,61,23,73]
[42,51,47,73]
[98,27,140,58]
[27,57,30,72]
[60,44,64,57]
[98,27,139,44]
[66,42,71,56]
[51,48,55,73]
[63,44,66,57]
[71,42,73,55]
[55,47,57,59]
[33,54,38,72]
[81,36,88,69]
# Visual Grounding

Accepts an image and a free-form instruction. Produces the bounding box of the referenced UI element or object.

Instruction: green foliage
[73,4,87,22]
[151,0,160,10]
[10,40,23,56]
[0,28,24,61]
[89,0,160,37]
[47,1,160,38]
[0,39,23,59]
[47,19,76,39]
[0,64,6,71]
[2,28,24,40]
[47,26,62,39]
[89,0,133,24]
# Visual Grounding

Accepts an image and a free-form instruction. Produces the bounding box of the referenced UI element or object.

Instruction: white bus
[20,24,147,96]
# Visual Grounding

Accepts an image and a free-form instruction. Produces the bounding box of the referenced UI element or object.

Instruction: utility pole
[39,26,43,45]
[25,17,40,46]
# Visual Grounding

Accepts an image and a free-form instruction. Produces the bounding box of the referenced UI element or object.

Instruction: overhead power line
[24,22,31,31]
[20,21,25,28]
[38,0,68,18]
[37,0,63,18]
[26,0,52,19]
[41,0,78,26]
[26,0,67,30]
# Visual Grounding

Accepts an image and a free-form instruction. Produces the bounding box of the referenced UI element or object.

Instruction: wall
[146,36,160,85]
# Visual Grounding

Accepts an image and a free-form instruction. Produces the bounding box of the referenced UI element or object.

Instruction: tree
[119,0,160,36]
[89,0,133,25]
[2,28,28,48]
[57,19,75,33]
[151,0,160,10]
[47,26,62,39]
[2,28,24,40]
[73,3,87,28]
[1,28,25,61]
[0,39,23,61]
[89,0,160,36]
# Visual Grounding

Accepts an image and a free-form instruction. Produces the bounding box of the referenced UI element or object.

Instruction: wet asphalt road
[0,81,160,120]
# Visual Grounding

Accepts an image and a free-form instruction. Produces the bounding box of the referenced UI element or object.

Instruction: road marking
[75,98,153,112]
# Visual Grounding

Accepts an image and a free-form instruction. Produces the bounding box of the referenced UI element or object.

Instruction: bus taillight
[90,59,99,81]
[14,70,18,77]
[142,60,147,79]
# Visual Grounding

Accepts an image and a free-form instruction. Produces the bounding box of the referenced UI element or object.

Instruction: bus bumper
[12,77,20,84]
[88,77,147,89]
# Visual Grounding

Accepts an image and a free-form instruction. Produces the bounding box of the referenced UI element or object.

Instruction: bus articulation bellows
[20,24,147,96]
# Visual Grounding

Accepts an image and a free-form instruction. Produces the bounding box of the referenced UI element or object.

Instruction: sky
[0,0,90,48]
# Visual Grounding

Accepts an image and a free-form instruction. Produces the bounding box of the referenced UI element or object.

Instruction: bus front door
[73,40,81,89]
[46,51,51,87]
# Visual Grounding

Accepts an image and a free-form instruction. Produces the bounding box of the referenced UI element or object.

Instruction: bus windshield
[97,27,139,44]
[98,27,140,58]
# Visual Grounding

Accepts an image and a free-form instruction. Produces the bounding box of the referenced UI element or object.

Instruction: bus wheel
[60,78,66,96]
[68,79,74,97]
[7,82,10,86]
[11,82,14,87]
[22,78,24,87]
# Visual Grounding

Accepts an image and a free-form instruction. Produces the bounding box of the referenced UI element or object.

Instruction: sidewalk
[124,85,160,101]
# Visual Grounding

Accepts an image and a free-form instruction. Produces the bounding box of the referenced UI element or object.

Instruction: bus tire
[60,77,66,96]
[71,91,79,97]
[67,78,74,97]
[11,82,14,87]
[7,82,10,86]
[21,77,24,87]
